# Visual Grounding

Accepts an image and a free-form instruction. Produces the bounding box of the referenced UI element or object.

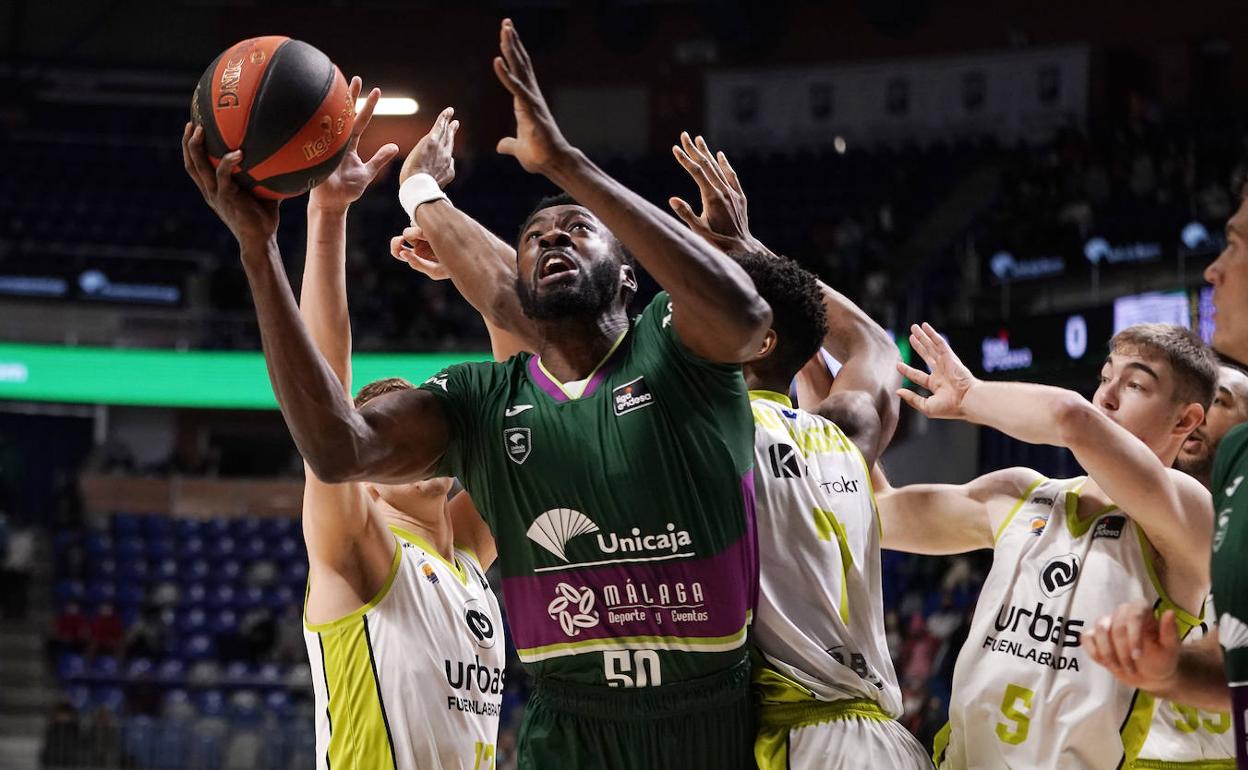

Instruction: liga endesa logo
[612,377,654,416]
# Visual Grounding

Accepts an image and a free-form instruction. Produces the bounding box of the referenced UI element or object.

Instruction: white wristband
[398,173,448,222]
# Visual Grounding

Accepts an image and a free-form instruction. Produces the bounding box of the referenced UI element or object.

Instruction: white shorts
[756,701,934,770]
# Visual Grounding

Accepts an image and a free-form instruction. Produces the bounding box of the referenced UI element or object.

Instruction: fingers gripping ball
[191,36,355,199]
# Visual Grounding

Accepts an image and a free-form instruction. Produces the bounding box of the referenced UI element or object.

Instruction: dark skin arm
[492,19,771,363]
[667,135,900,463]
[181,123,449,484]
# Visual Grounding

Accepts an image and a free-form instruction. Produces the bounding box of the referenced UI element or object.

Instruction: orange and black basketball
[191,36,354,200]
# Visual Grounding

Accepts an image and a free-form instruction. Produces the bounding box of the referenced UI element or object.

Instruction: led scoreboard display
[945,307,1115,385]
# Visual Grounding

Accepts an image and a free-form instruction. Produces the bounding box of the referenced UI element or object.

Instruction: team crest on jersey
[504,427,531,465]
[1028,515,1048,536]
[420,560,440,585]
[612,377,654,416]
[1092,515,1126,540]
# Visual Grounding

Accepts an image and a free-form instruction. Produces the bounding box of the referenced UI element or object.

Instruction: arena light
[358,97,419,116]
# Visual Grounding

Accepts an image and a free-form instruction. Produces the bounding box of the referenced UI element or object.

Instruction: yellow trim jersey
[1132,596,1235,769]
[303,526,504,770]
[936,477,1199,770]
[748,391,902,716]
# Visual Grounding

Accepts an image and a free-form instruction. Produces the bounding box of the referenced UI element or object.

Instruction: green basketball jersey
[418,292,758,686]
[1212,423,1248,682]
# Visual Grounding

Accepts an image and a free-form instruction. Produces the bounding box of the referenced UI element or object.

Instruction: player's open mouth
[537,250,579,286]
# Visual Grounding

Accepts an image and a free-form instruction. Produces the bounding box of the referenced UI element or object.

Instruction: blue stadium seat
[58,653,86,680]
[120,606,140,628]
[126,657,154,680]
[154,558,180,581]
[55,579,85,603]
[203,520,229,540]
[239,586,265,610]
[267,584,296,611]
[274,536,300,561]
[85,531,113,558]
[210,608,238,635]
[226,690,262,725]
[230,517,262,540]
[218,559,241,583]
[223,661,254,686]
[195,689,225,717]
[142,515,173,540]
[214,537,237,561]
[117,535,146,561]
[181,634,215,661]
[87,557,117,580]
[147,538,176,561]
[263,689,292,717]
[89,656,121,682]
[239,535,266,561]
[111,513,141,537]
[67,684,91,711]
[117,558,149,583]
[183,535,206,557]
[94,685,126,713]
[182,583,208,607]
[186,559,211,583]
[86,581,117,606]
[174,518,203,540]
[179,607,208,632]
[208,585,235,610]
[157,658,187,684]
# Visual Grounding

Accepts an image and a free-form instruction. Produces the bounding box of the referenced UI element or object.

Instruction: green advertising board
[0,343,490,410]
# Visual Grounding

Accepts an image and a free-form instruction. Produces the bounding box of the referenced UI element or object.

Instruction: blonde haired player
[663,135,931,768]
[1090,364,1248,770]
[184,83,509,770]
[878,321,1217,769]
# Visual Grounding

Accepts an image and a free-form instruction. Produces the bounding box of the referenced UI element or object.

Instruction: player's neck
[535,310,630,382]
[743,367,790,398]
[379,501,454,563]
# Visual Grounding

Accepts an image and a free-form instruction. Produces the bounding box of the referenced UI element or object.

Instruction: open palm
[896,322,978,419]
[309,77,398,210]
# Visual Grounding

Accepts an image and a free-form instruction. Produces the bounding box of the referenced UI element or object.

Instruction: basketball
[190,36,354,200]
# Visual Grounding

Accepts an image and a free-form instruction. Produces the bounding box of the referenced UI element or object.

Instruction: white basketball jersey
[749,391,902,716]
[937,477,1199,770]
[1134,596,1234,768]
[304,526,504,770]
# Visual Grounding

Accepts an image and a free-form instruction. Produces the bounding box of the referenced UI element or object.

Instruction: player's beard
[1174,449,1213,482]
[516,257,619,321]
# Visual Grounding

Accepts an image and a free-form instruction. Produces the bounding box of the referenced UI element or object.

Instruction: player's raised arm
[389,107,538,351]
[492,19,770,363]
[182,122,448,485]
[664,136,901,462]
[900,322,1213,595]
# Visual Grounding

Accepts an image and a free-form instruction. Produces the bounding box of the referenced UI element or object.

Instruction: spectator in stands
[40,701,82,770]
[87,602,124,658]
[901,613,938,682]
[81,706,120,768]
[123,606,164,660]
[2,521,34,619]
[270,604,302,664]
[50,600,88,658]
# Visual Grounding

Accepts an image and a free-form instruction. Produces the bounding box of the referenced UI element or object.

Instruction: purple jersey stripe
[502,535,754,652]
[526,356,569,402]
[741,469,760,615]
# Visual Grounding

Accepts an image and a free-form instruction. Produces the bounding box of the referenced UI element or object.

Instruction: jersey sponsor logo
[662,302,673,328]
[1039,554,1080,598]
[504,427,532,465]
[547,583,600,637]
[1092,515,1126,540]
[768,443,805,478]
[464,598,497,650]
[825,645,885,689]
[504,404,534,417]
[597,523,693,557]
[819,475,861,495]
[424,373,449,391]
[993,601,1085,648]
[612,377,655,416]
[526,508,600,561]
[1219,613,1248,652]
[444,654,506,718]
[1032,496,1055,506]
[603,579,707,624]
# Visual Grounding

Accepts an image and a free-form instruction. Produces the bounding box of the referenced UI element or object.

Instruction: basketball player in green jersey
[877,321,1216,768]
[283,82,512,770]
[183,18,770,770]
[1085,190,1248,769]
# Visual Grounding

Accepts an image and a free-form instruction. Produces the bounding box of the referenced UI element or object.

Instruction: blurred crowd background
[1,1,1246,767]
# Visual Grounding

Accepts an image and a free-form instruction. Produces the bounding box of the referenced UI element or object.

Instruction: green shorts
[517,658,755,770]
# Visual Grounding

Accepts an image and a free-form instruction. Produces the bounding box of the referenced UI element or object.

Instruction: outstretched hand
[399,106,459,187]
[896,322,978,419]
[669,133,769,255]
[182,123,279,247]
[1085,601,1181,691]
[493,18,574,174]
[310,77,400,211]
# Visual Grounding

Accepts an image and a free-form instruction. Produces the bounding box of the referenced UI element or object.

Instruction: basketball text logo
[217,55,247,109]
